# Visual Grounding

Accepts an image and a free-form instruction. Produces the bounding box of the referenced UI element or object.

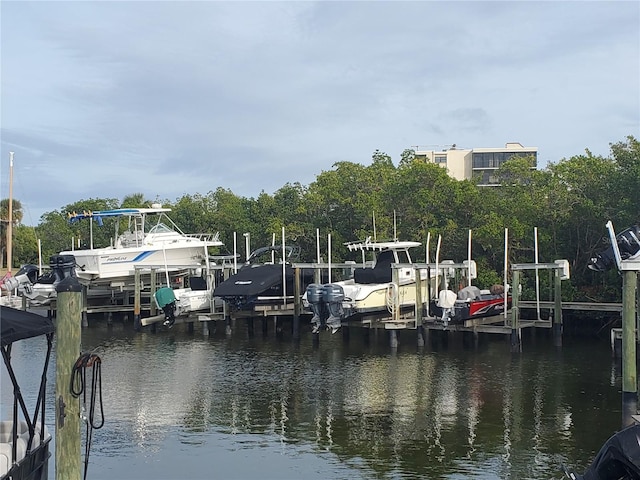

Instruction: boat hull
[430,295,511,325]
[61,243,209,285]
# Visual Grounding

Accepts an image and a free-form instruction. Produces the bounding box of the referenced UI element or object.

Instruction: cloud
[1,1,638,225]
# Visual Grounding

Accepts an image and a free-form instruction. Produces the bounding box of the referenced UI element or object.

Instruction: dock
[10,257,632,354]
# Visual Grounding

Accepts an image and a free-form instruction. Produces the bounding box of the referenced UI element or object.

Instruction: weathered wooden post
[246,317,254,337]
[149,270,158,334]
[292,267,301,340]
[55,276,82,480]
[133,268,142,331]
[553,268,563,347]
[81,286,88,328]
[389,330,398,349]
[415,268,424,347]
[510,270,521,353]
[621,270,638,427]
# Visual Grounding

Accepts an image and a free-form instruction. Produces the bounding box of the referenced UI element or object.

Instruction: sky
[1,1,638,227]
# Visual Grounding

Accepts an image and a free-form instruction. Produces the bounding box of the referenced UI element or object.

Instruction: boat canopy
[1,306,55,347]
[67,208,172,225]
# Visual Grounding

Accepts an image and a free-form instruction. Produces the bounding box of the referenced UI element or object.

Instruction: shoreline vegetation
[1,136,638,305]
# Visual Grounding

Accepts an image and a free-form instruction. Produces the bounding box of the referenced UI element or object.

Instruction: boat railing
[183,232,221,243]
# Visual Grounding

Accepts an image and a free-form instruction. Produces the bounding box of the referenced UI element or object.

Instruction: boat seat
[0,420,49,451]
[0,420,28,442]
[0,438,27,476]
[457,286,482,301]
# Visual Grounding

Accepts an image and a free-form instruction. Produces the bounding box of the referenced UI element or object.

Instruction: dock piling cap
[55,276,83,293]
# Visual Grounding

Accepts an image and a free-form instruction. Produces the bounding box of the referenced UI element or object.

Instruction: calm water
[1,317,626,480]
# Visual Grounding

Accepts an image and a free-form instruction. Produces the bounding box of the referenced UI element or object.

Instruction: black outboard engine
[589,225,640,272]
[323,284,344,333]
[306,284,325,332]
[38,255,77,284]
[15,264,40,284]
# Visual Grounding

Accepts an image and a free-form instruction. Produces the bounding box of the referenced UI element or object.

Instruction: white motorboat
[304,238,435,332]
[61,206,223,286]
[1,206,224,307]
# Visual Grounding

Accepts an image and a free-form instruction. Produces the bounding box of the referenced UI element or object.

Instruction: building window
[435,155,447,164]
[472,151,537,170]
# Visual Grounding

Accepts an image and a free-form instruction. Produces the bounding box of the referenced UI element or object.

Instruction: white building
[413,142,538,185]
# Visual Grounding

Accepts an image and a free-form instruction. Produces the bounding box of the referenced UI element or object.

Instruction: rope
[386,283,398,315]
[70,352,105,480]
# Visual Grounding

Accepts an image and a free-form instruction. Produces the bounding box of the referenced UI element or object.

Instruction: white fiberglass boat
[304,238,434,332]
[61,206,223,286]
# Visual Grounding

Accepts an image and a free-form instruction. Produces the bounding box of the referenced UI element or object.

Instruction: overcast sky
[1,1,638,226]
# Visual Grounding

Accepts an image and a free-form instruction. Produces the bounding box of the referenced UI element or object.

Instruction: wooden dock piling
[292,267,301,340]
[553,268,563,347]
[55,277,82,480]
[622,270,638,427]
[510,270,522,353]
[133,268,142,331]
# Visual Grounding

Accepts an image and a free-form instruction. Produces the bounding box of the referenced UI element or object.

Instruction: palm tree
[0,198,23,269]
[121,193,149,208]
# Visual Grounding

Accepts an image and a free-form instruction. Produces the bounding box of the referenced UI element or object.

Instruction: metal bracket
[58,395,66,428]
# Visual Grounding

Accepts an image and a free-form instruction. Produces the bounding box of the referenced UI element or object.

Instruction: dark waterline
[1,318,626,479]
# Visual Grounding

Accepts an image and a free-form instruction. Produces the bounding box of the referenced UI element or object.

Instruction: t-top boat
[213,245,315,310]
[1,306,54,480]
[61,205,223,286]
[304,238,431,333]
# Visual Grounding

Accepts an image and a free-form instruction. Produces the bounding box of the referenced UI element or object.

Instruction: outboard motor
[323,284,344,333]
[155,287,177,327]
[50,255,77,282]
[437,289,458,328]
[589,225,640,272]
[306,284,325,333]
[1,264,40,292]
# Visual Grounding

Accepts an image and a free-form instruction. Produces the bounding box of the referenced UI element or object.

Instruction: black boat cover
[0,306,55,347]
[214,264,291,298]
[576,423,640,480]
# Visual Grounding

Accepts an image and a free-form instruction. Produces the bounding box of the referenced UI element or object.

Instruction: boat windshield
[148,223,176,234]
[396,249,412,264]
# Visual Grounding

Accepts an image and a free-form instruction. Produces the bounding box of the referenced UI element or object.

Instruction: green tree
[12,224,39,267]
[121,193,150,208]
[609,135,640,226]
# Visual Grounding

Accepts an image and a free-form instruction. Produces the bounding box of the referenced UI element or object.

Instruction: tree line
[2,135,638,302]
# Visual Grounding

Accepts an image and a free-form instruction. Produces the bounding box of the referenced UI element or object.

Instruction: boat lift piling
[622,269,638,427]
[603,221,640,428]
[292,266,302,340]
[511,269,521,353]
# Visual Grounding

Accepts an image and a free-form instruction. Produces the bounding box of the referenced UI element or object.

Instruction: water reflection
[1,321,625,479]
